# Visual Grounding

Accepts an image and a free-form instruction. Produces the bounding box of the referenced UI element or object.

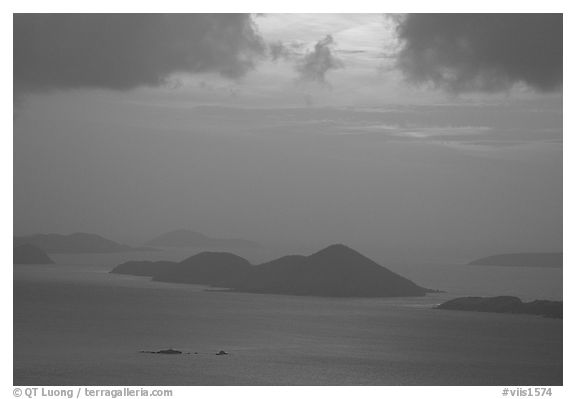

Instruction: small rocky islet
[140,348,230,355]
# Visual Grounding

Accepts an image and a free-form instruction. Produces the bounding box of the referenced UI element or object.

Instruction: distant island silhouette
[14,244,54,264]
[14,233,156,254]
[145,229,259,249]
[110,260,177,276]
[469,253,562,268]
[111,244,435,297]
[436,296,562,318]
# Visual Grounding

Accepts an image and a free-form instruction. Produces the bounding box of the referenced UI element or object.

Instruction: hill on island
[14,233,155,254]
[154,252,253,287]
[14,244,54,264]
[111,244,434,297]
[145,229,258,249]
[234,244,431,297]
[469,253,562,268]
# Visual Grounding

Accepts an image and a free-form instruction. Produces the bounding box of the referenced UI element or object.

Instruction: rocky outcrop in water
[140,348,184,355]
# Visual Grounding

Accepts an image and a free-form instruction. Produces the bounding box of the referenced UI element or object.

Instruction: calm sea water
[13,250,562,385]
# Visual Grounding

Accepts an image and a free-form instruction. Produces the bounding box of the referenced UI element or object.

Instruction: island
[140,348,184,355]
[14,233,157,254]
[469,253,562,268]
[111,244,435,297]
[14,244,54,264]
[145,229,259,249]
[111,260,178,277]
[436,296,562,318]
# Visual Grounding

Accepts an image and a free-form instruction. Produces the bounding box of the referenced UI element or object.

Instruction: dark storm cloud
[296,35,344,85]
[393,14,562,93]
[14,14,265,96]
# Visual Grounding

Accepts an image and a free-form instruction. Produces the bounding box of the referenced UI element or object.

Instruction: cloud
[268,41,302,62]
[336,49,367,55]
[296,35,344,85]
[14,14,265,96]
[392,14,562,93]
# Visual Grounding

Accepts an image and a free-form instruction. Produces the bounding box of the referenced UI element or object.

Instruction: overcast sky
[13,14,562,259]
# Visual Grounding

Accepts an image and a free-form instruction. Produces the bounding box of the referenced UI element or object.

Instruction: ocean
[13,250,562,385]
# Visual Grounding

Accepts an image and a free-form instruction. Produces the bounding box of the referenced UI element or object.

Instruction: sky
[13,14,563,260]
